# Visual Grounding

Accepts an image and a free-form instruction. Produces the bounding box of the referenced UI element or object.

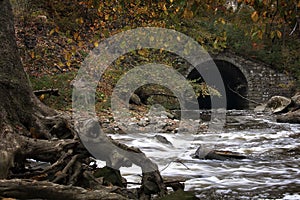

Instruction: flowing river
[100,110,300,199]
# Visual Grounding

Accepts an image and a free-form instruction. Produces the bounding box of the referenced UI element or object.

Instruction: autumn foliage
[14,0,299,83]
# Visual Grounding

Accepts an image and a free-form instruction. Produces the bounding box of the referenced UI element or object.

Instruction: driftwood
[0,179,127,200]
[0,178,185,200]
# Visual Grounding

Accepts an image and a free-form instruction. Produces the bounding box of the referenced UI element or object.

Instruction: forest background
[12,0,300,111]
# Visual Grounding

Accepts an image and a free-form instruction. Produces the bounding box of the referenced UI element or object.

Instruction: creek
[99,110,300,199]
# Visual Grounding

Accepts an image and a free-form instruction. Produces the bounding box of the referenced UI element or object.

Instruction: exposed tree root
[0,1,169,198]
[0,179,128,200]
[1,111,167,199]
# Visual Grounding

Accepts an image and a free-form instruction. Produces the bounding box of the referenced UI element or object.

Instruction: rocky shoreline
[255,92,300,124]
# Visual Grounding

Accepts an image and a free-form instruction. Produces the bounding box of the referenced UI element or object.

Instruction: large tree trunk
[0,0,41,179]
[0,0,61,178]
[0,0,166,199]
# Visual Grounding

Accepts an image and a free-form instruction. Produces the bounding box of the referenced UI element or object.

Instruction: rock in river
[291,92,300,108]
[277,109,300,124]
[154,134,173,146]
[192,145,247,161]
[255,95,291,114]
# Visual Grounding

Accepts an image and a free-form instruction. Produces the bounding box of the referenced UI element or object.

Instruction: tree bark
[0,0,166,199]
[0,0,36,179]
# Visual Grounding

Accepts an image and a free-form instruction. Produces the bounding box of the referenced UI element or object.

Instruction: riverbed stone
[192,145,247,160]
[154,135,173,146]
[130,93,142,105]
[159,190,199,200]
[291,92,300,108]
[255,95,291,113]
[277,109,300,124]
[93,166,125,187]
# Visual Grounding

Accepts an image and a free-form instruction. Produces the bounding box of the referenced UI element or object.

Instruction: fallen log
[0,179,127,200]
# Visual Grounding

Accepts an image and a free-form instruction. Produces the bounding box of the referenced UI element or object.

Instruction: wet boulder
[291,92,300,108]
[254,96,291,114]
[277,109,300,124]
[93,166,126,187]
[255,93,300,123]
[192,145,247,161]
[130,93,142,105]
[154,135,173,146]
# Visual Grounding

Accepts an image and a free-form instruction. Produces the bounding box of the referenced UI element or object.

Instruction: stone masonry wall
[186,51,295,109]
[213,52,295,109]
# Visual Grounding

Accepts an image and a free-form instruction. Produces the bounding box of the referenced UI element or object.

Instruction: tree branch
[227,84,260,105]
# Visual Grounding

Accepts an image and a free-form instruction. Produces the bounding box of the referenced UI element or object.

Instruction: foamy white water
[98,111,300,199]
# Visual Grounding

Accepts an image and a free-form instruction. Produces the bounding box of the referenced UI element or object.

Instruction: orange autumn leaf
[251,11,259,22]
[30,51,35,59]
[276,30,282,39]
[183,8,193,19]
[257,30,263,40]
[66,61,71,67]
[104,14,109,21]
[73,32,79,40]
[39,94,45,101]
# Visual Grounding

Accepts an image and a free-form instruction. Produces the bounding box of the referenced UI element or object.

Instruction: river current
[99,110,300,199]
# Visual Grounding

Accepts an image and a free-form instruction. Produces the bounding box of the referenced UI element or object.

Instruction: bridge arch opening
[187,59,249,110]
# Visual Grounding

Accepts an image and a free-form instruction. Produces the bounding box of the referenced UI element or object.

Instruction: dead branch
[33,88,59,97]
[227,84,260,105]
[52,152,79,183]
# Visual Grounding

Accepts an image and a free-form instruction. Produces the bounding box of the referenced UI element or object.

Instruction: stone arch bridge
[183,51,295,110]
